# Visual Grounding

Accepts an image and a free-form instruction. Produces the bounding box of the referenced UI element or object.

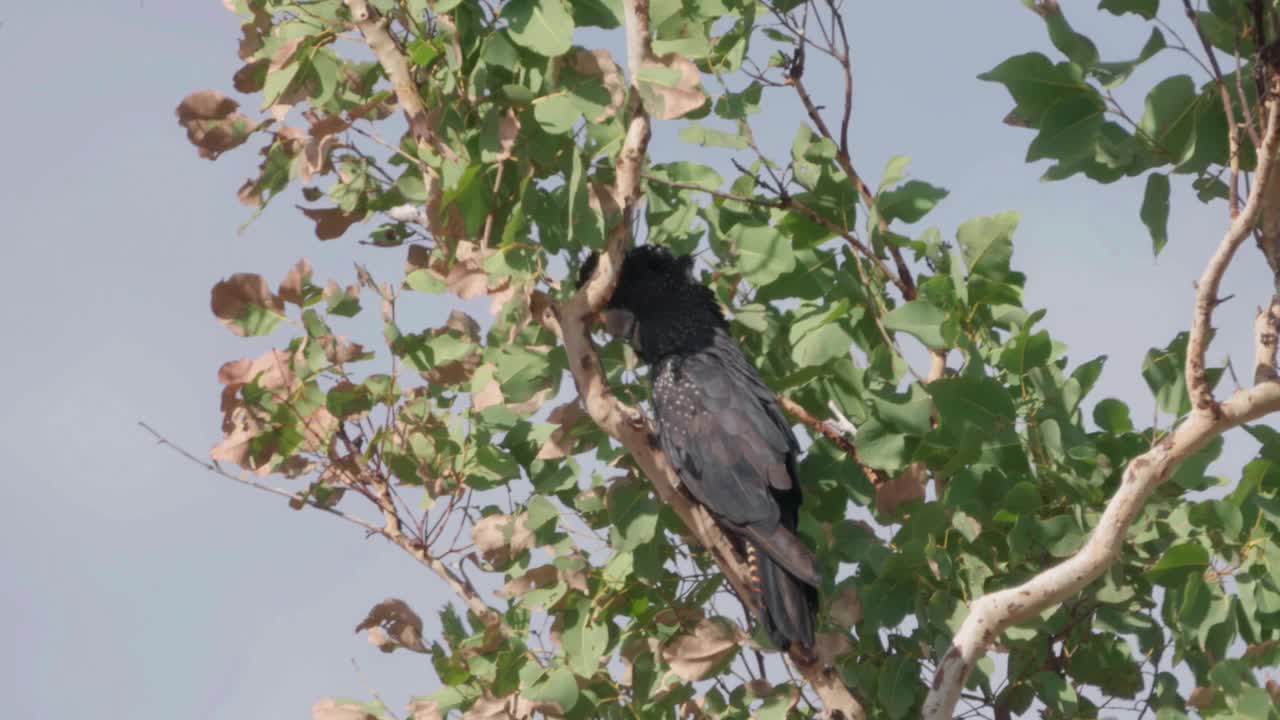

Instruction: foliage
[181,0,1280,718]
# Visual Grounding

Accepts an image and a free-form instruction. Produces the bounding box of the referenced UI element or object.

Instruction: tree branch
[1188,83,1280,416]
[1183,0,1243,216]
[922,379,1280,718]
[342,0,458,163]
[553,1,865,716]
[925,74,1280,720]
[138,422,503,628]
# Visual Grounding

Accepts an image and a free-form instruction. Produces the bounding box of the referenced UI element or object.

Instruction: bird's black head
[578,245,726,363]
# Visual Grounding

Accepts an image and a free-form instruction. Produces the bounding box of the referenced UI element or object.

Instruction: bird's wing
[652,337,799,527]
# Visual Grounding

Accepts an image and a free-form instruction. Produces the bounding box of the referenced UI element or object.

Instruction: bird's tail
[746,539,818,659]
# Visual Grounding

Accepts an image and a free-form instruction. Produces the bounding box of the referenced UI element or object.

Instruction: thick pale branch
[923,381,1280,718]
[1188,88,1280,414]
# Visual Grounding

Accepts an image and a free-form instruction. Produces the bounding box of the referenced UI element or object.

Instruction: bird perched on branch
[579,245,820,658]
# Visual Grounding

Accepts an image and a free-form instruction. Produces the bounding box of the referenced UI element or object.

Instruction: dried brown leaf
[232,59,268,94]
[406,244,432,271]
[235,7,271,59]
[829,584,863,628]
[568,50,625,122]
[536,401,587,460]
[620,636,661,689]
[407,699,444,720]
[311,698,376,720]
[299,206,365,241]
[507,387,550,416]
[210,405,262,467]
[318,336,367,365]
[210,273,285,337]
[488,282,518,316]
[815,631,853,664]
[462,694,516,720]
[175,90,255,160]
[745,679,773,697]
[216,349,298,391]
[661,617,742,682]
[473,377,504,411]
[471,513,533,568]
[298,113,348,182]
[354,598,427,653]
[278,258,313,306]
[495,110,520,161]
[1187,686,1214,709]
[269,37,305,71]
[639,54,707,121]
[302,407,338,452]
[425,174,467,242]
[500,565,559,598]
[875,463,926,517]
[446,259,488,301]
[423,311,482,386]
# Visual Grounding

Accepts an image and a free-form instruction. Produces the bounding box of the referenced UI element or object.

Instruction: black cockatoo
[580,245,820,657]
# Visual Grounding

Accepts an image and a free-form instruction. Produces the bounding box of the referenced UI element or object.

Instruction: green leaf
[1141,332,1193,416]
[262,61,303,107]
[522,666,579,713]
[878,180,949,224]
[561,600,609,677]
[327,382,374,417]
[1031,671,1079,715]
[1140,173,1171,256]
[504,0,574,57]
[1099,0,1158,20]
[1026,91,1105,162]
[879,155,913,191]
[1093,28,1166,87]
[535,94,581,134]
[1004,482,1041,514]
[883,300,948,350]
[979,53,1090,125]
[678,124,749,149]
[857,418,915,473]
[1138,75,1199,162]
[789,301,858,368]
[1040,3,1100,68]
[650,161,723,190]
[569,0,622,28]
[927,377,1017,436]
[732,224,796,285]
[1092,398,1133,433]
[526,494,559,531]
[607,479,659,551]
[1146,541,1209,587]
[1000,330,1053,374]
[956,212,1019,281]
[713,82,762,120]
[877,654,919,719]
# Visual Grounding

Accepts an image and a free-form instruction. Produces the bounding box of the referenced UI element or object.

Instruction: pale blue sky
[1,2,1273,718]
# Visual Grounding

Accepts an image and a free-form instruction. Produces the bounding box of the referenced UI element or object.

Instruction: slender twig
[1183,0,1243,216]
[141,419,505,628]
[139,421,385,535]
